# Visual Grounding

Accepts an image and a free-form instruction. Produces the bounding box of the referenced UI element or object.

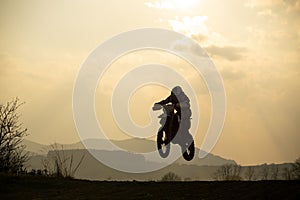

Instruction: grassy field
[1,175,299,199]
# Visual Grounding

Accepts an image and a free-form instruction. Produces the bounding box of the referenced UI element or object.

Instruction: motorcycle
[152,103,195,161]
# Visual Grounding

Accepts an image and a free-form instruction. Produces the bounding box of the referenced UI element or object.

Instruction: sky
[0,0,299,165]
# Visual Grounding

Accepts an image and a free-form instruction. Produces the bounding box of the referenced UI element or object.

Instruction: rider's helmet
[172,86,183,96]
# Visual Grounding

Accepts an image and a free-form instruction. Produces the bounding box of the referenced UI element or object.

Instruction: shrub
[161,172,181,182]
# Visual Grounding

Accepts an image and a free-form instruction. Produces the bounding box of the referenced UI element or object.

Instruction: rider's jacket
[156,91,192,120]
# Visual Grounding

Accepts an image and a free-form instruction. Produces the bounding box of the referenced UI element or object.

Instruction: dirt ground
[1,175,299,199]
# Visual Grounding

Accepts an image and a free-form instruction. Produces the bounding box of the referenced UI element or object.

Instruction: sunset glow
[0,0,299,165]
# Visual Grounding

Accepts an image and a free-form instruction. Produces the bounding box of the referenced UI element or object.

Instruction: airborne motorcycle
[152,103,195,161]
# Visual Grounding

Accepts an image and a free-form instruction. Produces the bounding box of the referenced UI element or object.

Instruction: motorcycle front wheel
[157,129,170,158]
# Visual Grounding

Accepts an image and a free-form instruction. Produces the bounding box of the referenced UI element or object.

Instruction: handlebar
[152,103,175,111]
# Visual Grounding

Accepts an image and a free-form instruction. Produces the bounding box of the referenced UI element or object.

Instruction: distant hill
[25,148,293,181]
[25,149,221,181]
[23,138,236,166]
[22,139,85,154]
[23,138,238,180]
[23,138,163,154]
[23,139,293,181]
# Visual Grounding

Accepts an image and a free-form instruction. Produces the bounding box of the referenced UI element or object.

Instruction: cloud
[145,0,197,10]
[257,9,276,17]
[170,37,207,57]
[145,1,174,9]
[245,0,282,8]
[245,0,300,11]
[221,68,246,81]
[191,34,207,43]
[168,16,209,37]
[284,0,300,11]
[205,45,247,61]
[167,16,230,48]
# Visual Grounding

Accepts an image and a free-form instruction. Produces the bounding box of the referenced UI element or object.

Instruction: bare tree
[282,167,292,180]
[292,157,300,180]
[213,164,242,181]
[41,157,52,175]
[0,98,28,173]
[48,143,85,178]
[244,166,255,181]
[161,172,181,182]
[261,165,269,180]
[270,165,279,180]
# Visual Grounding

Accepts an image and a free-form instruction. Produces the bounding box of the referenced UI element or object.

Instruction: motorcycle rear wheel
[182,137,195,161]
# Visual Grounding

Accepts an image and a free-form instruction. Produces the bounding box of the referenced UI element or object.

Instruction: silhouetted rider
[155,86,192,133]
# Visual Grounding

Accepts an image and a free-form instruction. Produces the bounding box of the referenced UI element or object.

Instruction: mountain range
[23,139,292,181]
[23,138,236,166]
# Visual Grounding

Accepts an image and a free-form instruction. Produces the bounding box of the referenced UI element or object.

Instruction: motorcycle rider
[155,86,192,135]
